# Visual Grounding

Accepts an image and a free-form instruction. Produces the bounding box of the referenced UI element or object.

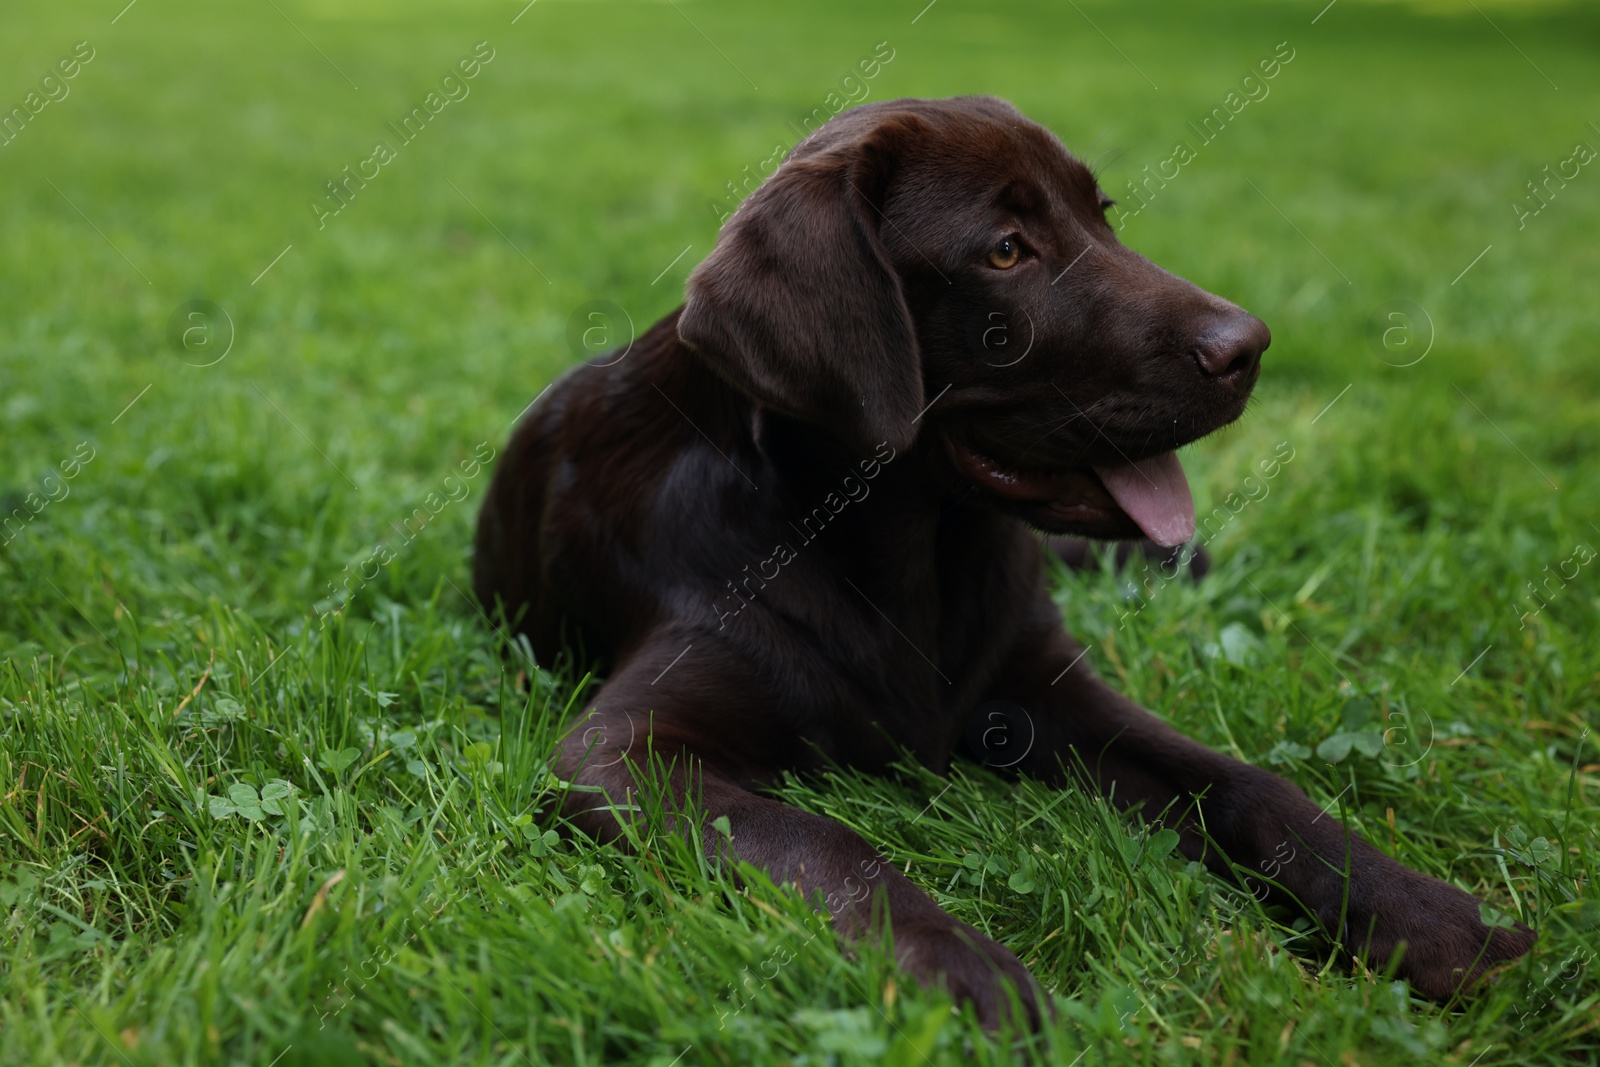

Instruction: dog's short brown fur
[474,96,1533,1027]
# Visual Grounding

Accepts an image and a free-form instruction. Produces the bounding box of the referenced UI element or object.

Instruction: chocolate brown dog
[474,96,1533,1027]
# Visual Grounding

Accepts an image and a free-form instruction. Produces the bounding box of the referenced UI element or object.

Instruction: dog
[473,96,1534,1027]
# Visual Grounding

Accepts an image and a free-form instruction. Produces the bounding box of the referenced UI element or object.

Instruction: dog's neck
[688,354,1013,576]
[643,318,1028,597]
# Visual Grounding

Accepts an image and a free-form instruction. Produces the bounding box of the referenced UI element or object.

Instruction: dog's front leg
[556,634,1043,1029]
[992,625,1534,999]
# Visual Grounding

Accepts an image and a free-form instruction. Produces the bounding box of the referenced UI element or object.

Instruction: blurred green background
[2,1,1597,1064]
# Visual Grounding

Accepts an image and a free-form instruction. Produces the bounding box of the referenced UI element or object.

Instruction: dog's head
[679,96,1269,546]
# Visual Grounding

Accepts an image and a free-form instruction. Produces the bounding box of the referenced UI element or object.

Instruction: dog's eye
[988,236,1022,270]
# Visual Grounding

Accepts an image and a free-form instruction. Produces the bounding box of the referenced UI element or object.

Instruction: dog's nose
[1192,312,1270,389]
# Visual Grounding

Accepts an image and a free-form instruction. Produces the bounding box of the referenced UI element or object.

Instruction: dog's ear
[678,120,924,455]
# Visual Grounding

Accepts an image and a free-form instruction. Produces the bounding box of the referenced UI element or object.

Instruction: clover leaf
[318,747,360,774]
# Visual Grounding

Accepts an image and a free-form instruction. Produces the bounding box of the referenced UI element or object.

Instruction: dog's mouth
[940,425,1195,546]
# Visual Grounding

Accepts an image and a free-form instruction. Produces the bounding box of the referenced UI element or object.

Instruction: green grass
[2,0,1598,1063]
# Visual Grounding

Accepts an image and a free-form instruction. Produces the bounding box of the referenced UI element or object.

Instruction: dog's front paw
[893,917,1043,1029]
[1344,870,1534,999]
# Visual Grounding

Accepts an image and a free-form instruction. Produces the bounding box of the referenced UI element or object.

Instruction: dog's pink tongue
[1092,452,1195,548]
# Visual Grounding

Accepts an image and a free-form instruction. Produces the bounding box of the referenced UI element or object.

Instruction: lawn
[2,0,1597,1063]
